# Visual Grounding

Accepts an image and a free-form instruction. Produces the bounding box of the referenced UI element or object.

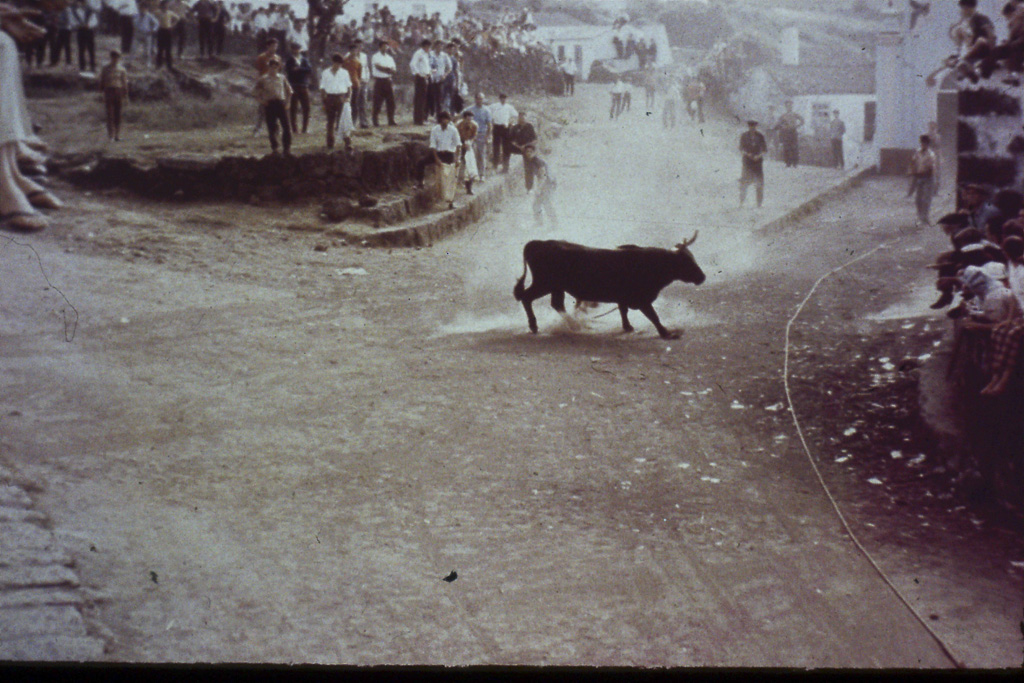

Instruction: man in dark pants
[194,0,215,58]
[71,0,98,72]
[739,120,767,208]
[253,57,293,154]
[774,99,804,168]
[490,92,516,173]
[410,38,431,125]
[507,111,537,186]
[116,0,135,55]
[52,4,74,66]
[212,1,227,55]
[154,0,179,69]
[370,40,397,126]
[285,43,312,134]
[170,0,187,58]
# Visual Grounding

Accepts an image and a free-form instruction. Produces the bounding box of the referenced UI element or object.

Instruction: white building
[874,0,1006,173]
[530,12,671,81]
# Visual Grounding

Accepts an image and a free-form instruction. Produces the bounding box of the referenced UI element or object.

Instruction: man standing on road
[154,0,180,70]
[112,0,137,56]
[774,99,804,168]
[507,110,537,186]
[427,40,450,120]
[464,92,491,180]
[739,120,767,208]
[252,38,278,136]
[490,93,516,173]
[253,56,293,155]
[523,144,557,228]
[193,0,215,58]
[410,38,431,125]
[342,41,365,130]
[320,52,353,151]
[285,44,312,135]
[829,109,846,170]
[560,56,575,96]
[70,0,99,72]
[908,134,937,226]
[370,40,397,127]
[663,77,681,129]
[414,111,461,209]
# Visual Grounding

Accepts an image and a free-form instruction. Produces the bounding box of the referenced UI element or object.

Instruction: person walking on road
[829,109,846,169]
[610,78,625,119]
[523,143,557,228]
[253,56,292,155]
[908,134,937,226]
[774,99,804,167]
[739,120,767,208]
[463,92,491,180]
[663,78,681,129]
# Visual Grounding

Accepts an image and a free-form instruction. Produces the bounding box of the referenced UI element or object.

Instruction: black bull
[512,236,705,339]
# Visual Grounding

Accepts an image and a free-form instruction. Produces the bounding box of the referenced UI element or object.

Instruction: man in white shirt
[489,93,517,173]
[409,38,431,125]
[70,0,100,71]
[427,40,450,120]
[370,40,397,126]
[415,111,461,208]
[287,18,308,53]
[320,52,353,151]
[110,0,137,55]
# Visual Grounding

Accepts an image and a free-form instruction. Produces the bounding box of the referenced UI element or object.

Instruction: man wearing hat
[739,120,767,208]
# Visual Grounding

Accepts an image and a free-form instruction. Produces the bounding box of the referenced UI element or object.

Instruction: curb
[333,157,525,248]
[758,166,877,234]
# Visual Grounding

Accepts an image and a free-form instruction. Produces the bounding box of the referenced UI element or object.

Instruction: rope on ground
[782,240,965,669]
[0,234,78,342]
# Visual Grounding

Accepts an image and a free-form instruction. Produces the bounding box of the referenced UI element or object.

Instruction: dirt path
[1,85,1020,666]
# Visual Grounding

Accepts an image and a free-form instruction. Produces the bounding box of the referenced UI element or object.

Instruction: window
[557,45,565,60]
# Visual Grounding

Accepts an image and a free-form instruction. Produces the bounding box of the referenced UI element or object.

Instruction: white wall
[535,22,672,80]
[875,0,1006,157]
[339,0,459,23]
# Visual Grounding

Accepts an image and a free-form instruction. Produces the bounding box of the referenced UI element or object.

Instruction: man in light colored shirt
[908,134,937,226]
[410,38,431,125]
[154,0,179,69]
[320,52,353,151]
[134,5,158,65]
[489,93,517,173]
[415,111,461,208]
[370,40,397,126]
[463,92,491,179]
[111,0,138,55]
[428,40,450,118]
[70,0,99,71]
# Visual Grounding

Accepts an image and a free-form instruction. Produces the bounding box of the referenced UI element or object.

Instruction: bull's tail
[513,256,529,301]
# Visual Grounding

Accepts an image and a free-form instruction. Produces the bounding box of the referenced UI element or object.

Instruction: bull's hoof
[660,330,682,340]
[529,326,538,334]
[622,325,634,333]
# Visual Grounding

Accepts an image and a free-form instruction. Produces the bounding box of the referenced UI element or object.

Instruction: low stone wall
[55,140,432,203]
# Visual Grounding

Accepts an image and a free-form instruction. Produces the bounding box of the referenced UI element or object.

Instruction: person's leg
[278,103,292,153]
[77,29,86,70]
[738,178,747,205]
[301,88,310,134]
[265,101,279,151]
[176,21,184,58]
[755,177,763,207]
[0,144,48,230]
[290,89,299,133]
[86,29,95,71]
[372,79,382,126]
[112,92,122,140]
[491,126,501,167]
[324,97,338,148]
[474,139,485,178]
[384,80,395,125]
[104,91,115,139]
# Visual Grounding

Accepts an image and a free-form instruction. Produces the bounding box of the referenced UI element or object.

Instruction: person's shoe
[0,210,48,232]
[930,291,955,309]
[26,190,62,210]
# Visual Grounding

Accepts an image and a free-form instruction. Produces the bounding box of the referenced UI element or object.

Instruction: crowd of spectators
[930,184,1024,396]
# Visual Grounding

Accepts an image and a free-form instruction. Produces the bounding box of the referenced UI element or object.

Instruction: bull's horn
[679,231,699,248]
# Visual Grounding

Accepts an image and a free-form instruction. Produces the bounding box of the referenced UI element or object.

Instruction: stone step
[0,588,84,609]
[0,564,80,591]
[0,634,106,661]
[0,605,86,639]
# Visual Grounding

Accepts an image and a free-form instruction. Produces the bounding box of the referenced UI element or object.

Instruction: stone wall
[55,141,433,203]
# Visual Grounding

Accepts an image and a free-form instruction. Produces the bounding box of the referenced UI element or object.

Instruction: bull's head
[673,231,706,285]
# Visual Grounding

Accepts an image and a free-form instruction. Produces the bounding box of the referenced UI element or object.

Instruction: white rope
[782,241,965,669]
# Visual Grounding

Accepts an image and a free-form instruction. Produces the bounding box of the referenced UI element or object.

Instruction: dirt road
[2,85,1021,666]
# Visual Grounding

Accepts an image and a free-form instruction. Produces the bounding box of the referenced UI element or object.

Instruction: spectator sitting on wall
[929,219,1006,310]
[955,0,997,82]
[987,188,1024,243]
[980,1,1024,78]
[981,236,1024,394]
[958,263,1020,393]
[960,183,1001,233]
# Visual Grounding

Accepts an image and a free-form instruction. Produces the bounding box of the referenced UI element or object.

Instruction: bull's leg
[639,303,679,339]
[550,290,566,313]
[518,284,550,334]
[619,304,634,333]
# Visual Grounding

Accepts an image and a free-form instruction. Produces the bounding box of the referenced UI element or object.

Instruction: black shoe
[930,291,955,309]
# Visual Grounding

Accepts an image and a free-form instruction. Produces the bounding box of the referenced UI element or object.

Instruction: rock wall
[56,142,433,203]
